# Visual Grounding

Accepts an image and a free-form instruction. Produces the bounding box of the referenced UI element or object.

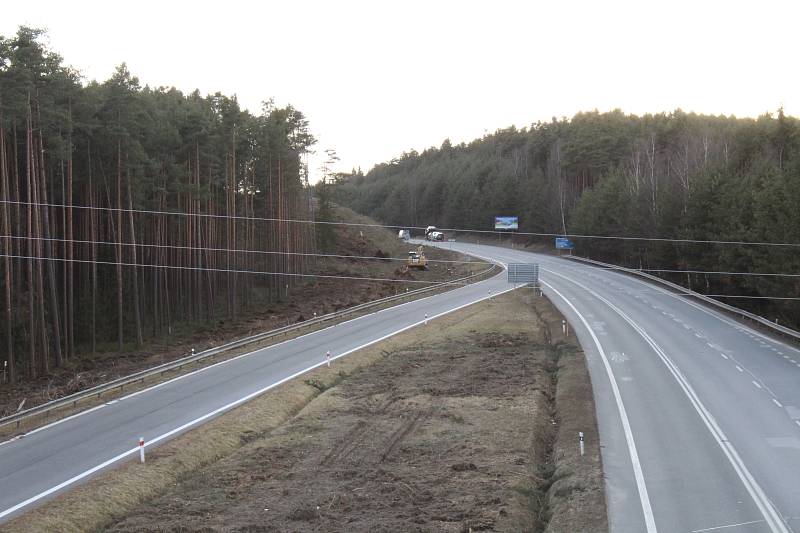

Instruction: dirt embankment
[4,289,606,532]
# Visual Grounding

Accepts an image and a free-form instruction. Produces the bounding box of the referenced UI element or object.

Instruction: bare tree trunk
[277,158,285,300]
[66,114,75,359]
[35,99,63,368]
[88,143,97,355]
[30,102,49,374]
[37,133,63,368]
[0,113,15,383]
[115,139,124,350]
[126,163,143,346]
[25,99,37,378]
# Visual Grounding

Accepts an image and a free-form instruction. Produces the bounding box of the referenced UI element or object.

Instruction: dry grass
[6,289,606,533]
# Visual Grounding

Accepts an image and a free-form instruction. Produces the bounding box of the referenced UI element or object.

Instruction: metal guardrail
[565,255,800,343]
[0,263,499,431]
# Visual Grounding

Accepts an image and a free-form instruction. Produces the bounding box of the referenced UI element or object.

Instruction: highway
[437,241,800,533]
[2,241,800,532]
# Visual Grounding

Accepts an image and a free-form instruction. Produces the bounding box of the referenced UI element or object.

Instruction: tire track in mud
[320,392,434,468]
[379,406,432,463]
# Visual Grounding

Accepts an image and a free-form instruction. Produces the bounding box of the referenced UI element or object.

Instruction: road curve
[434,240,799,533]
[2,241,800,532]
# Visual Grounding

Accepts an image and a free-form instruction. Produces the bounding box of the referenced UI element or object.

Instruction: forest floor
[8,289,606,533]
[0,207,489,423]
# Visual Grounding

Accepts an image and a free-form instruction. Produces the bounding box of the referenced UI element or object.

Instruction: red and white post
[139,437,145,463]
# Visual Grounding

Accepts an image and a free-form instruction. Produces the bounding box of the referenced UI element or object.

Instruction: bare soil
[0,206,484,421]
[93,290,606,533]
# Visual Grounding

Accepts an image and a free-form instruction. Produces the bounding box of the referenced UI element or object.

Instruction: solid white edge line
[0,274,514,521]
[690,519,766,532]
[1,268,507,445]
[544,268,788,533]
[588,261,800,357]
[540,279,658,533]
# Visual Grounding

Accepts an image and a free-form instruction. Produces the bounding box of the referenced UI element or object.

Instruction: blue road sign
[555,237,574,250]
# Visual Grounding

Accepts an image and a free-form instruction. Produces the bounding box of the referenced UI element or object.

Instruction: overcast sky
[3,0,798,182]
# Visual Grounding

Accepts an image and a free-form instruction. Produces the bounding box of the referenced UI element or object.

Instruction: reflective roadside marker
[326,350,331,367]
[579,432,584,456]
[424,313,428,325]
[139,437,145,463]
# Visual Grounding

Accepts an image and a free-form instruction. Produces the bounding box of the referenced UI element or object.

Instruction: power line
[6,235,796,278]
[0,253,482,286]
[3,199,800,248]
[2,253,793,301]
[0,235,489,265]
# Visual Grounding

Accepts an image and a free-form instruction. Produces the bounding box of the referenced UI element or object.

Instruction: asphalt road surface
[435,241,799,533]
[1,241,799,532]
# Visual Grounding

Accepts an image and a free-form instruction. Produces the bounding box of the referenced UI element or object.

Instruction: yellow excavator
[405,245,428,271]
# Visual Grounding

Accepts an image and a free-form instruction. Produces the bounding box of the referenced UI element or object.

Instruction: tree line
[0,27,317,384]
[335,108,800,328]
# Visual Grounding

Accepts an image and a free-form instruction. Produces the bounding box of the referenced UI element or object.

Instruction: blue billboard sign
[494,216,519,230]
[555,237,574,249]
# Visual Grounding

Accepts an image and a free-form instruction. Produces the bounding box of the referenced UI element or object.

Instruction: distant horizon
[4,0,798,182]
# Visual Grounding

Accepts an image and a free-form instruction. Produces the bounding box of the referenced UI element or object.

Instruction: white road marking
[543,268,789,533]
[773,399,783,408]
[721,354,729,360]
[796,421,800,429]
[1,273,490,446]
[541,280,657,533]
[752,381,762,389]
[690,519,766,532]
[736,366,744,372]
[596,266,800,357]
[0,271,515,521]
